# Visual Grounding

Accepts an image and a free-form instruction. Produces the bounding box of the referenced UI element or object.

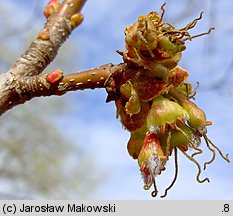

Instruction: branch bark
[0,0,87,115]
[10,63,127,104]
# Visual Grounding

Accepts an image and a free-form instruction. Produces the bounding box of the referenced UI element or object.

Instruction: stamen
[160,147,178,198]
[148,49,155,58]
[159,124,166,136]
[136,24,155,58]
[133,47,143,60]
[183,27,215,41]
[167,30,190,37]
[203,134,230,163]
[182,81,199,99]
[184,83,190,99]
[181,148,210,183]
[160,3,166,23]
[203,135,216,170]
[193,81,200,93]
[190,146,203,158]
[151,179,158,197]
[137,31,148,45]
[190,133,202,156]
[173,124,202,157]
[161,21,176,29]
[177,31,192,40]
[180,11,204,31]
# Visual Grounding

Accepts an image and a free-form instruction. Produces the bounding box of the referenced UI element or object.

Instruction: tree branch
[0,0,87,115]
[12,63,126,104]
[58,0,87,18]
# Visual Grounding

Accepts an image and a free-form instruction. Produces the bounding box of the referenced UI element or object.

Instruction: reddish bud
[138,132,167,190]
[44,0,61,18]
[38,29,50,40]
[46,69,63,83]
[70,13,84,29]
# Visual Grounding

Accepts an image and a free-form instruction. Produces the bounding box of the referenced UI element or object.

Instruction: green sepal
[156,52,182,69]
[120,81,141,116]
[176,83,193,96]
[169,89,206,129]
[127,126,147,159]
[157,35,186,54]
[147,95,189,128]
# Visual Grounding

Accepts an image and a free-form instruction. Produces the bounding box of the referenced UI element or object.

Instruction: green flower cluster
[106,4,229,198]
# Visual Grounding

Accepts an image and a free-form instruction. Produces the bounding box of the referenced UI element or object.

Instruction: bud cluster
[106,4,229,198]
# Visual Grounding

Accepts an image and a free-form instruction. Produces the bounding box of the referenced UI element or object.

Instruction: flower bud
[169,89,207,130]
[46,69,63,83]
[138,132,167,189]
[147,95,189,128]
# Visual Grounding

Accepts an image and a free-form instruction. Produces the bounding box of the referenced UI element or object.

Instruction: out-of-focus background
[0,0,232,199]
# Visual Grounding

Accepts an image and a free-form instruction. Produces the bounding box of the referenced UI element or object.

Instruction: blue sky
[2,0,233,199]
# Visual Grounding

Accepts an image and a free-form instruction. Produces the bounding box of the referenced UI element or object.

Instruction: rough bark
[0,0,89,115]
